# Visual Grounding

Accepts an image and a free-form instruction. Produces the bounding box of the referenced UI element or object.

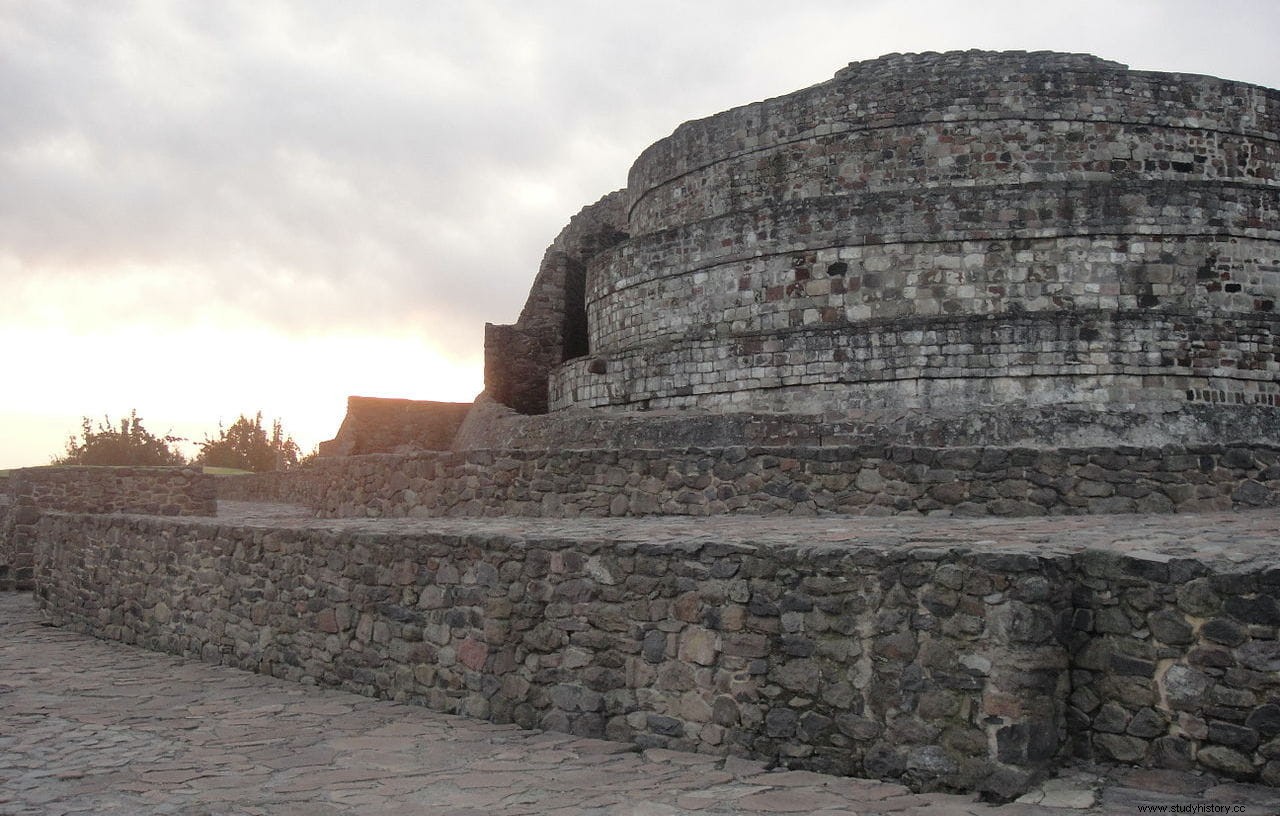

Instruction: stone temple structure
[17,51,1280,802]
[483,50,1280,450]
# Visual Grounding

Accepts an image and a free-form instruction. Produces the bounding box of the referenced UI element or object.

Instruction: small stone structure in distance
[23,51,1280,800]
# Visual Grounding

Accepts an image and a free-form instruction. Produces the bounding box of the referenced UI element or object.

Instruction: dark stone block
[863,741,906,778]
[780,636,815,657]
[1151,735,1195,770]
[1147,610,1193,645]
[1208,720,1259,750]
[765,706,799,738]
[646,714,684,736]
[1232,480,1271,506]
[641,629,667,663]
[779,593,814,612]
[1110,653,1155,677]
[1201,618,1248,646]
[1127,707,1169,739]
[995,722,1057,763]
[797,711,834,741]
[1094,702,1130,734]
[1198,745,1259,780]
[1247,704,1280,738]
[748,596,779,616]
[712,695,740,727]
[1225,595,1280,625]
[709,560,739,579]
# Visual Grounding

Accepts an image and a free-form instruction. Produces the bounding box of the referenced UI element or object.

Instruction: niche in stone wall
[562,257,590,361]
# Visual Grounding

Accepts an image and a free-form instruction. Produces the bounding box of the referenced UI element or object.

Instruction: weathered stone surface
[318,396,471,456]
[1198,746,1259,780]
[29,500,1280,796]
[517,51,1280,447]
[1,467,215,592]
[217,443,1280,520]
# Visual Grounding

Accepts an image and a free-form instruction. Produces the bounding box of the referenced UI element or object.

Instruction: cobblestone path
[4,593,1280,815]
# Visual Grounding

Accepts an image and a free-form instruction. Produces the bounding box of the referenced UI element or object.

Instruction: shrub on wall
[54,411,187,466]
[198,412,300,472]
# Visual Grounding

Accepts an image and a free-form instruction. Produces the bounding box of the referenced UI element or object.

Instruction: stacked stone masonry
[218,444,1280,520]
[453,402,1280,452]
[32,509,1280,797]
[484,192,629,415]
[470,50,1280,424]
[1070,549,1280,783]
[0,467,215,592]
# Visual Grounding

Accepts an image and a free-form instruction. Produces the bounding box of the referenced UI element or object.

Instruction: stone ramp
[3,592,1280,815]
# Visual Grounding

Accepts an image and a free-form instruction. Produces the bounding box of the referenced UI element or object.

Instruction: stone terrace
[6,591,1280,815]
[32,501,1280,799]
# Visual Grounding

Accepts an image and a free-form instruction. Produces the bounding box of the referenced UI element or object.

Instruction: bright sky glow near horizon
[3,0,1280,468]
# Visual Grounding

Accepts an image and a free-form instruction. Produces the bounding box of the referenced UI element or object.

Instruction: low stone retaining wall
[1,466,214,592]
[1071,549,1280,781]
[10,466,215,516]
[217,444,1280,519]
[0,490,25,591]
[32,510,1280,795]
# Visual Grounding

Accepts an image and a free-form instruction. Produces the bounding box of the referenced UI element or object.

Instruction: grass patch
[202,466,254,475]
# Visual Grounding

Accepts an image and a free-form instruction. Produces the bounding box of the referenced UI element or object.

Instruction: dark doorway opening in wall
[562,257,589,361]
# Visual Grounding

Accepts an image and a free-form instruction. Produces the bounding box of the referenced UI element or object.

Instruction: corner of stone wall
[1067,549,1280,785]
[485,189,629,415]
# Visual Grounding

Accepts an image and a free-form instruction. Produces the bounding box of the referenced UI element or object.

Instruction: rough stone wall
[0,485,27,591]
[215,444,1280,519]
[625,52,1277,234]
[554,309,1280,414]
[542,51,1280,425]
[32,512,1077,796]
[484,191,629,414]
[0,466,214,592]
[454,402,1280,452]
[8,466,215,517]
[1069,550,1280,785]
[318,396,472,456]
[32,510,1280,793]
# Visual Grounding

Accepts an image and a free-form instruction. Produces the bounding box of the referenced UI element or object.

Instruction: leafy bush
[197,412,300,472]
[55,411,187,466]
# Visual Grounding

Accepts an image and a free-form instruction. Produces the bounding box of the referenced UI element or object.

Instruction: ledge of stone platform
[31,505,1280,796]
[199,501,1280,570]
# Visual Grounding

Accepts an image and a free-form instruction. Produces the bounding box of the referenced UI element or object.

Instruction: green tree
[55,410,187,466]
[198,412,300,472]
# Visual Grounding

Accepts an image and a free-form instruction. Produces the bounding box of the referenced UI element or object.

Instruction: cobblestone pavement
[5,594,1280,815]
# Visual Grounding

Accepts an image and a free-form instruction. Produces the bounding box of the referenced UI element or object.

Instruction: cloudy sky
[3,0,1279,467]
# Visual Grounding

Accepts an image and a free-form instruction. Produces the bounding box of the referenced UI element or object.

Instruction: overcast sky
[3,0,1279,467]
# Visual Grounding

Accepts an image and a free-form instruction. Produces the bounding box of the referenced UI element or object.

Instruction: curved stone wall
[625,52,1280,234]
[554,310,1280,413]
[550,51,1280,422]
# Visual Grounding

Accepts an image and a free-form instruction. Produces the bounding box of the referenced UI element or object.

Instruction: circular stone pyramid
[526,51,1280,444]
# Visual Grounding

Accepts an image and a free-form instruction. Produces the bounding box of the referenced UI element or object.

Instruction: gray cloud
[2,0,1278,361]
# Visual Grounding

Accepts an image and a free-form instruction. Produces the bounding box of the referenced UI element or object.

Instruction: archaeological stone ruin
[9,51,1280,800]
